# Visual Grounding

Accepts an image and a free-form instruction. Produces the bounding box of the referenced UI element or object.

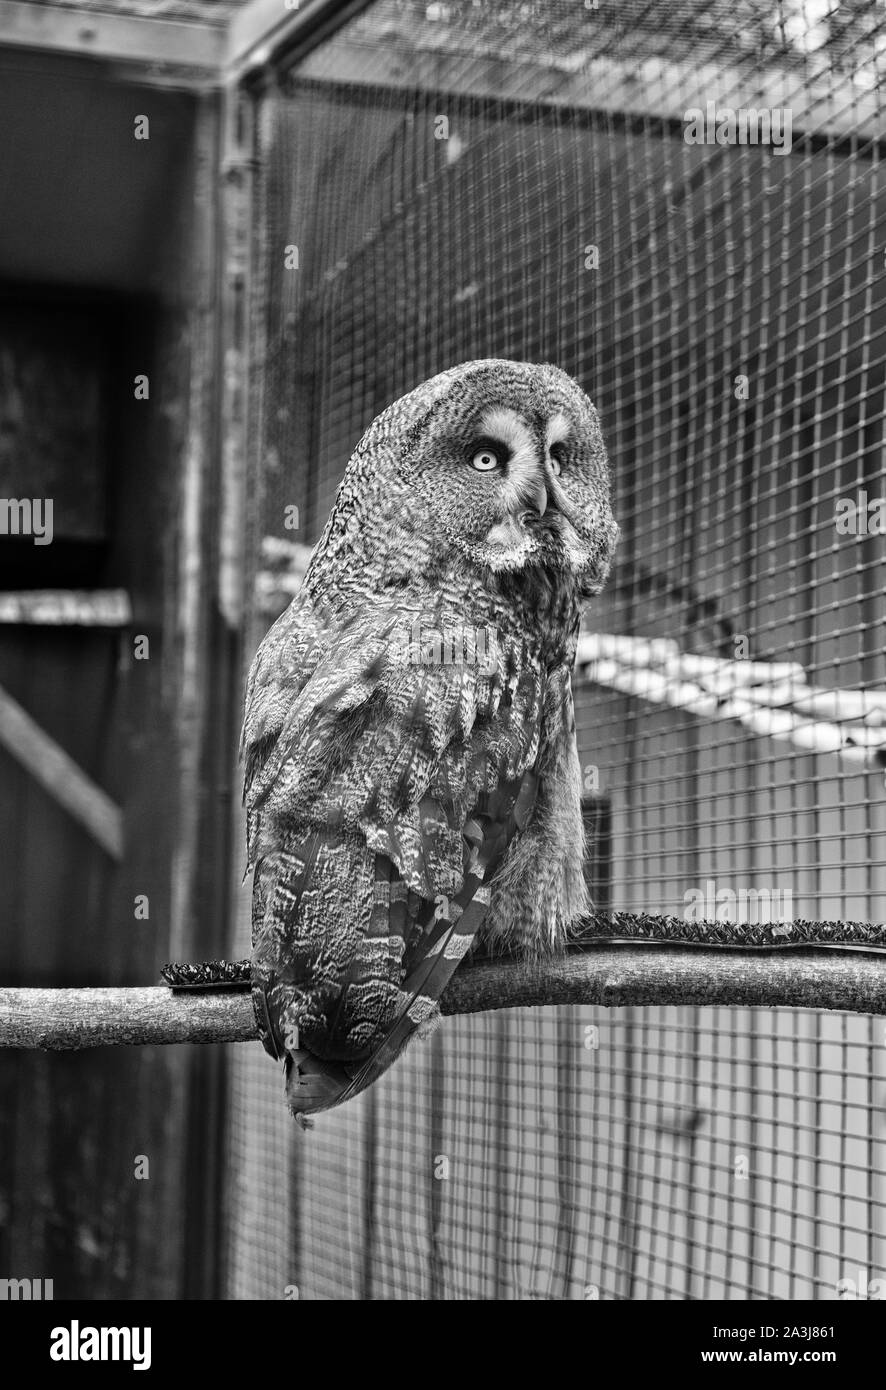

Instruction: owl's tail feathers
[283,1050,351,1122]
[249,827,417,1117]
[250,766,539,1119]
[331,766,540,1109]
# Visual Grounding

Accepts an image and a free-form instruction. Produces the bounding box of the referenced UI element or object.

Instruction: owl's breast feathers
[241,573,581,1114]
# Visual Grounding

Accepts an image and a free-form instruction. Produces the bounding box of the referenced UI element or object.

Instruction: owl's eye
[549,443,567,477]
[470,441,505,472]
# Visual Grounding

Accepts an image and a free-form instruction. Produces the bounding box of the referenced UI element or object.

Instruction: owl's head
[398,360,617,592]
[309,360,618,605]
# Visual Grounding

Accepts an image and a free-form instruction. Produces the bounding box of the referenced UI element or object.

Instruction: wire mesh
[225,0,886,1300]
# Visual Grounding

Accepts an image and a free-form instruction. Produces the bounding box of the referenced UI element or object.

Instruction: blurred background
[1,0,885,1300]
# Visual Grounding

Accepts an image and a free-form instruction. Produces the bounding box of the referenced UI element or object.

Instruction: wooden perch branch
[2,945,886,1050]
[0,986,255,1051]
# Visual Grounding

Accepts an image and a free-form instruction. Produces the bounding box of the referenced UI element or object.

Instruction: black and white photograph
[1,0,885,1336]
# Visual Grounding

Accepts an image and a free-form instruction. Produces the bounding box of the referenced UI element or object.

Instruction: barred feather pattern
[242,360,618,1116]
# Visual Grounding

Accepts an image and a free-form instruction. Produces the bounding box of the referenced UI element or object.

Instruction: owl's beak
[526,476,548,517]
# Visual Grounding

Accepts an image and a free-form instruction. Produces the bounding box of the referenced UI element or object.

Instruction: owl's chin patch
[485,514,527,549]
[483,511,593,574]
[483,514,536,570]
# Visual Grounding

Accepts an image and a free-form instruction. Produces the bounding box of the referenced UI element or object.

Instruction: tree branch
[2,944,886,1050]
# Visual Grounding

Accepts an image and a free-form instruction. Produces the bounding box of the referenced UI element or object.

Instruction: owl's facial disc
[396,361,615,588]
[474,406,581,568]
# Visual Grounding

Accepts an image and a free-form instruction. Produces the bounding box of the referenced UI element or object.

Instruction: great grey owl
[240,359,617,1117]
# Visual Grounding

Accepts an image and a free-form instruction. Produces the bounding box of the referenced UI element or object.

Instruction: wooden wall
[0,67,233,1300]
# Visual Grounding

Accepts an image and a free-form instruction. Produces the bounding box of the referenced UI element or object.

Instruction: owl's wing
[326,761,540,1113]
[243,594,544,1114]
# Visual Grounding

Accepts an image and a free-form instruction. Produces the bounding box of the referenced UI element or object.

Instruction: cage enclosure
[0,0,884,1306]
[223,0,886,1301]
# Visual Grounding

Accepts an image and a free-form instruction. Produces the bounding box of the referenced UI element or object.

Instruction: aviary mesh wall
[226,0,886,1300]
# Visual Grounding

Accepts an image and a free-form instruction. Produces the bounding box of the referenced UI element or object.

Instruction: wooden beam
[225,0,377,85]
[226,0,315,72]
[0,1,224,72]
[216,86,252,629]
[0,589,131,626]
[168,88,220,961]
[0,0,379,87]
[0,682,123,860]
[1,0,879,147]
[293,43,882,142]
[2,945,885,1050]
